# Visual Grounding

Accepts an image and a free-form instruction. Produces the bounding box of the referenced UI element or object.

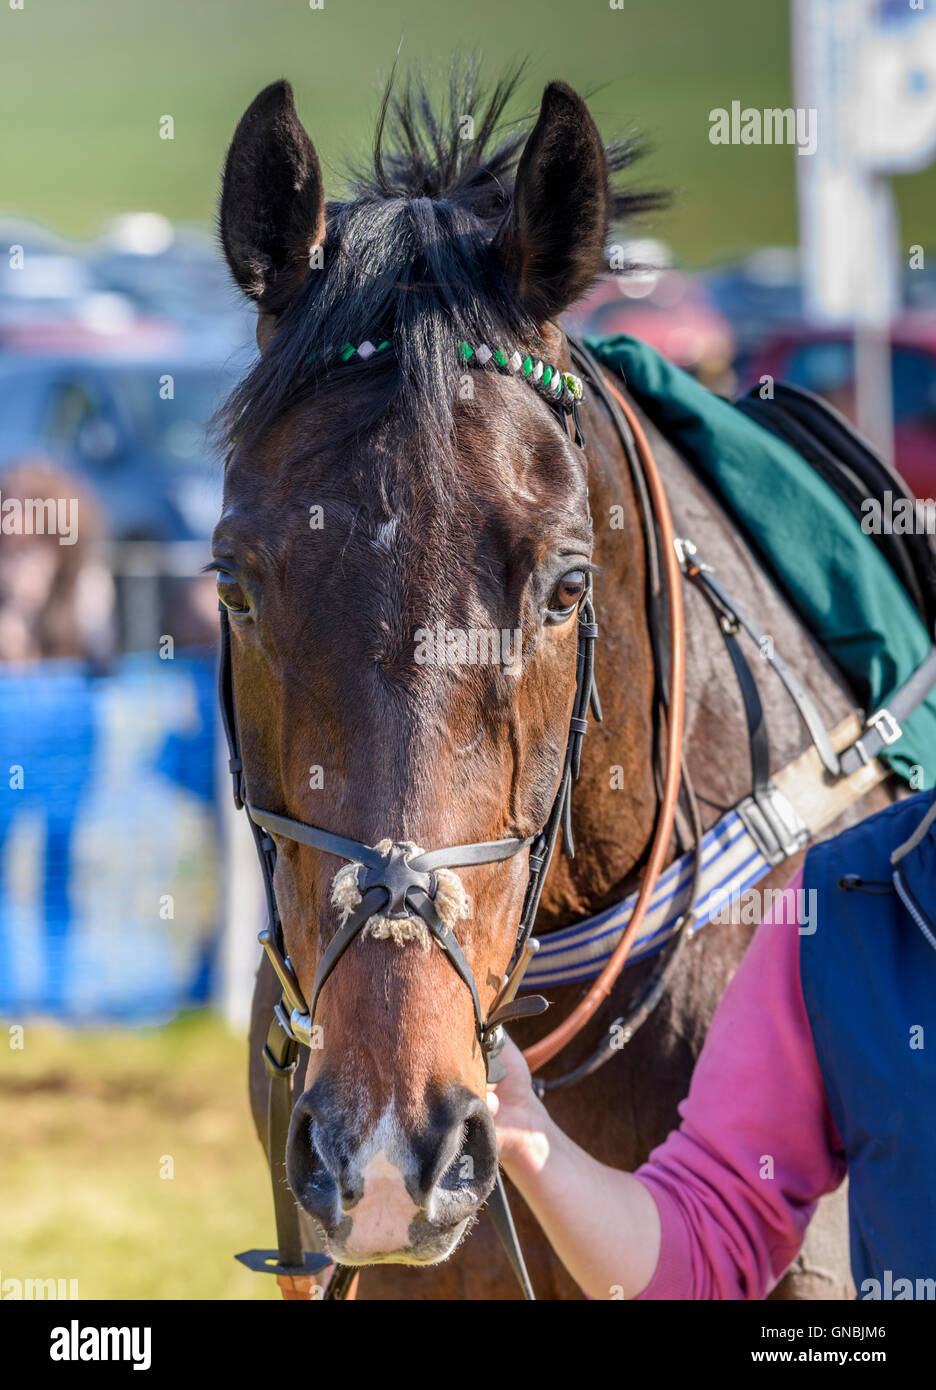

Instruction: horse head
[215,71,644,1266]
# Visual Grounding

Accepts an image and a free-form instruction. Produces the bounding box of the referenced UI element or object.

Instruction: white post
[792,0,895,464]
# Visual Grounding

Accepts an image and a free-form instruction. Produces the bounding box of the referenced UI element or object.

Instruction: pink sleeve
[632,867,847,1300]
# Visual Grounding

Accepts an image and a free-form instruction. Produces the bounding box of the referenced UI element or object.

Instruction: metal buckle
[288,1008,314,1049]
[867,707,902,747]
[482,1025,507,1085]
[674,537,714,572]
[272,999,314,1049]
[850,707,903,768]
[736,785,809,867]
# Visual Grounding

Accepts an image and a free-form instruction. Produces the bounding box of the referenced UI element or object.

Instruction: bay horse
[215,70,889,1299]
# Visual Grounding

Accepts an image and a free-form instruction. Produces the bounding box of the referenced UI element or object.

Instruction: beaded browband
[457,341,584,412]
[331,337,586,413]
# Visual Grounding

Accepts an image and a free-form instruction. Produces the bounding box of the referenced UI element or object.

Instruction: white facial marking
[329,1098,473,1265]
[343,1150,421,1257]
[374,518,399,551]
[337,1101,418,1258]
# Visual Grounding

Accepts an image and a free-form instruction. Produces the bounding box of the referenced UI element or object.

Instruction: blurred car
[0,339,240,541]
[700,247,804,379]
[1,213,252,361]
[565,256,736,392]
[88,214,253,357]
[745,317,936,499]
[0,218,104,330]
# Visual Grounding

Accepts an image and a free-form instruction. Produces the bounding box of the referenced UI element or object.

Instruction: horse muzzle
[285,1080,498,1265]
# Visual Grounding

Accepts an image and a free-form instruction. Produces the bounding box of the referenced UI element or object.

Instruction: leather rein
[220,334,686,1300]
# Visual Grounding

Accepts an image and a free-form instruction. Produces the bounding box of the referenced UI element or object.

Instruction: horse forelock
[216,63,657,477]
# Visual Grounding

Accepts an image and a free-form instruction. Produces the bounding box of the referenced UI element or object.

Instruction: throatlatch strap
[688,570,771,799]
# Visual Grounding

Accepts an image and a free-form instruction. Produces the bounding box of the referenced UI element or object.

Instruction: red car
[564,269,736,392]
[747,317,936,500]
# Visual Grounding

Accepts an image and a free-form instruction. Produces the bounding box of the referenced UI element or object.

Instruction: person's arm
[488,867,847,1299]
[487,1056,663,1297]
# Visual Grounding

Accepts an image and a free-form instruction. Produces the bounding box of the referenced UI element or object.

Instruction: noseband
[244,804,540,1047]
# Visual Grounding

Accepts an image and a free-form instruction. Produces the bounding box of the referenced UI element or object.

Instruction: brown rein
[523,375,686,1073]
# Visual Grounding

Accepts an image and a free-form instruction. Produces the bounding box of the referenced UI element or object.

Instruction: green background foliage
[3,0,933,264]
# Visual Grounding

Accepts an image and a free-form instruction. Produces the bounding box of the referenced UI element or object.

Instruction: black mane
[219,64,661,460]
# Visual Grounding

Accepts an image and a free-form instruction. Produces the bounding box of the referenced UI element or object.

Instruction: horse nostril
[427,1099,498,1224]
[285,1115,341,1231]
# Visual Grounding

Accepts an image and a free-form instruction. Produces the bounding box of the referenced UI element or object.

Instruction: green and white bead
[333,336,584,412]
[339,339,391,362]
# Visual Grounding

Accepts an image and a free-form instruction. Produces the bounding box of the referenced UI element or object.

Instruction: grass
[3,0,932,265]
[0,1011,280,1300]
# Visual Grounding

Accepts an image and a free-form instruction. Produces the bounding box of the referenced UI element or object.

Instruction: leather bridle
[217,458,600,1065]
[221,334,686,1301]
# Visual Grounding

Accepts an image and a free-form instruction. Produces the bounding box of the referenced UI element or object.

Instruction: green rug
[590,334,936,787]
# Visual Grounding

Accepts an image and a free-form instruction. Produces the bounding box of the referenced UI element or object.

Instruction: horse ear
[219,80,325,319]
[498,82,609,324]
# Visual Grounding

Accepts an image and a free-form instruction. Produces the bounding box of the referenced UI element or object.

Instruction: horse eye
[549,570,587,615]
[216,569,250,614]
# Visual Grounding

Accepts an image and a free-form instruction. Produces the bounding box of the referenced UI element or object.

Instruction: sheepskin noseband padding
[329,840,471,950]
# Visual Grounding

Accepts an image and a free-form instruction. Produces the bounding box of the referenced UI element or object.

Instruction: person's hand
[486,1032,552,1174]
